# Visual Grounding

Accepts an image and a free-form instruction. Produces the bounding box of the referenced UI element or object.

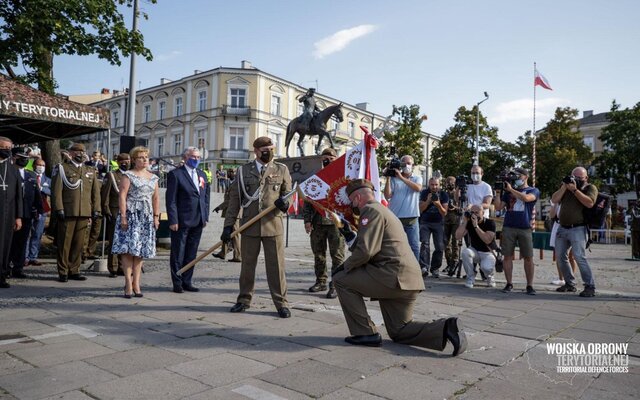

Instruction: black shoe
[526,286,536,296]
[172,286,184,293]
[87,255,98,260]
[445,317,467,356]
[230,302,249,313]
[69,274,87,281]
[116,270,125,276]
[212,252,225,260]
[345,333,382,347]
[11,271,27,279]
[228,259,241,263]
[108,273,118,278]
[326,286,337,299]
[308,282,327,292]
[58,275,68,283]
[123,292,132,299]
[430,269,440,279]
[556,284,577,293]
[579,286,596,297]
[277,307,291,318]
[182,285,199,292]
[0,279,9,289]
[133,291,144,298]
[501,283,513,293]
[421,267,428,277]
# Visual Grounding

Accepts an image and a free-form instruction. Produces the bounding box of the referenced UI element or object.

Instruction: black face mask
[15,158,29,167]
[260,150,274,164]
[445,184,455,191]
[73,155,84,163]
[574,178,585,189]
[119,163,129,171]
[0,149,11,159]
[322,159,331,167]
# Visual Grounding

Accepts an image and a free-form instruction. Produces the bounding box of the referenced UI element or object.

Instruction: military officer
[212,169,241,262]
[102,153,130,277]
[83,166,103,261]
[52,143,101,282]
[332,179,467,355]
[303,147,345,298]
[221,136,292,318]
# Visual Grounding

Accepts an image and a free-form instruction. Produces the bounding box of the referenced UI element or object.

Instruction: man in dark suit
[9,148,43,278]
[166,146,210,293]
[333,179,467,355]
[0,137,23,288]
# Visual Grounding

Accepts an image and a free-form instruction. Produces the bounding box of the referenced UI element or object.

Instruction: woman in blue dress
[112,146,160,298]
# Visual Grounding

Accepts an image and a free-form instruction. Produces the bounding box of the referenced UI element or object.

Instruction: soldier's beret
[253,136,273,148]
[11,147,29,157]
[346,178,375,196]
[116,153,130,161]
[321,148,337,157]
[68,143,86,152]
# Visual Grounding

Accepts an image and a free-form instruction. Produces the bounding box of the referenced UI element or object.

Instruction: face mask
[15,158,29,167]
[471,173,481,182]
[322,159,331,167]
[574,178,585,189]
[73,155,84,163]
[119,163,129,171]
[0,149,11,159]
[351,195,361,216]
[35,166,45,174]
[403,165,413,174]
[514,179,524,187]
[446,184,455,191]
[260,150,274,164]
[185,158,200,169]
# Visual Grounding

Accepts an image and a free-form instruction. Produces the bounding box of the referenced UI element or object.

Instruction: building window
[143,104,151,123]
[229,127,245,150]
[174,134,182,155]
[198,91,207,112]
[331,118,339,132]
[196,128,206,150]
[583,136,595,152]
[175,97,183,117]
[348,121,355,137]
[268,130,281,155]
[159,101,166,120]
[230,88,246,108]
[271,95,281,116]
[157,137,164,156]
[112,111,119,128]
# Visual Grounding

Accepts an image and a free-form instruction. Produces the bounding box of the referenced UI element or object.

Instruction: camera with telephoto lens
[455,175,471,189]
[383,147,407,177]
[464,210,472,218]
[430,192,439,202]
[562,175,576,185]
[494,170,518,190]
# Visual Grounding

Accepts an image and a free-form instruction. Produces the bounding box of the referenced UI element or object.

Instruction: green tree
[377,104,425,168]
[594,100,640,198]
[0,0,155,167]
[515,107,592,197]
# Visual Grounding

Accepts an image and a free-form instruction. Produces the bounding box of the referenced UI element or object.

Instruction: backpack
[584,191,610,229]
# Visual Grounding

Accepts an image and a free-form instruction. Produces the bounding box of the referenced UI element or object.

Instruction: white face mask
[403,164,413,174]
[471,173,481,182]
[35,166,45,174]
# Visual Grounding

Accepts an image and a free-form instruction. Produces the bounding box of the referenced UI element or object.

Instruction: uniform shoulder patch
[361,217,369,226]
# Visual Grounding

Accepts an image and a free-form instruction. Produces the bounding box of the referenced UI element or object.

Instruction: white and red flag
[299,126,382,224]
[534,69,553,90]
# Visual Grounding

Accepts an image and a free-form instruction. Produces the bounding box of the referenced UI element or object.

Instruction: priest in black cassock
[0,136,23,289]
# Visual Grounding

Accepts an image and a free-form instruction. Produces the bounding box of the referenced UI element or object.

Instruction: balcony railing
[213,149,251,160]
[222,105,250,116]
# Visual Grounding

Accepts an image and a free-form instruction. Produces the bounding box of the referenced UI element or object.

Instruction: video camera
[455,175,472,190]
[494,170,518,190]
[383,147,406,177]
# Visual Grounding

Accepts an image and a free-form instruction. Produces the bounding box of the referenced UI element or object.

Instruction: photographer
[493,168,540,295]
[455,204,497,288]
[418,178,448,277]
[443,176,462,272]
[467,165,493,218]
[383,155,422,262]
[550,167,598,297]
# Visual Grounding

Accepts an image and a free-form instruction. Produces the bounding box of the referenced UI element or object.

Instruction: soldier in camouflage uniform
[52,143,101,282]
[302,148,345,298]
[102,153,130,277]
[443,176,461,272]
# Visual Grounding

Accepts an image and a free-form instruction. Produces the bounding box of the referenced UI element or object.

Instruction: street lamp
[474,91,489,166]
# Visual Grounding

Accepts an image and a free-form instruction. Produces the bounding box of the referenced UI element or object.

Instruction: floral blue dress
[112,171,159,258]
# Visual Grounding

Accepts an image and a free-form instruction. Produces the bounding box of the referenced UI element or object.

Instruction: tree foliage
[594,100,640,198]
[377,104,425,168]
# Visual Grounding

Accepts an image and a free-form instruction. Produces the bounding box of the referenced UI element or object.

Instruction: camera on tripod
[455,175,471,189]
[383,147,406,177]
[494,170,518,190]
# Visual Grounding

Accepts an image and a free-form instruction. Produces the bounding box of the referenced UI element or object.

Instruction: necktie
[191,169,198,188]
[260,166,265,177]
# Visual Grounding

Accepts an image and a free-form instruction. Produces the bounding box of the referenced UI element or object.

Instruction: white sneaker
[551,279,565,286]
[487,276,496,288]
[464,279,474,288]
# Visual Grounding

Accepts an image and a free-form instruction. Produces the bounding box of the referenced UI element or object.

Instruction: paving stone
[0,307,55,322]
[230,338,327,367]
[486,322,556,340]
[160,333,249,359]
[9,339,114,367]
[573,319,639,337]
[525,308,586,323]
[0,337,42,352]
[468,306,526,319]
[349,366,465,400]
[258,359,362,397]
[0,319,54,335]
[37,315,137,335]
[168,352,274,387]
[40,390,96,400]
[536,303,598,316]
[556,328,632,343]
[507,314,575,331]
[84,368,210,400]
[183,378,313,400]
[0,361,118,400]
[89,328,177,351]
[148,320,226,339]
[318,387,387,399]
[458,331,536,366]
[0,352,34,376]
[585,364,640,397]
[585,313,640,327]
[86,346,191,376]
[280,323,352,351]
[401,353,496,385]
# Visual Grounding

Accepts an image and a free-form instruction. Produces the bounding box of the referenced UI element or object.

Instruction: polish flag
[299,126,382,224]
[287,190,300,215]
[534,69,553,90]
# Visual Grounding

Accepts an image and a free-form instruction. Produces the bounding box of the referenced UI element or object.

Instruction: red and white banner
[534,69,553,90]
[299,127,382,224]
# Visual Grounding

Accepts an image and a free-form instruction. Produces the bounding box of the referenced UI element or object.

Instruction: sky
[50,0,640,143]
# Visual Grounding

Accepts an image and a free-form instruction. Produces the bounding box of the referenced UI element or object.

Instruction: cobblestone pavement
[1,192,638,399]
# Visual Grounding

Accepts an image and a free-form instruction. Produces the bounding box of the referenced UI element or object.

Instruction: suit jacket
[344,201,425,291]
[51,160,101,217]
[18,169,43,219]
[224,160,291,237]
[166,166,210,228]
[101,170,125,215]
[0,160,23,225]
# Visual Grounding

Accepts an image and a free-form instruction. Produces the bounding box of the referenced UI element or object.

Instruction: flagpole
[532,62,537,188]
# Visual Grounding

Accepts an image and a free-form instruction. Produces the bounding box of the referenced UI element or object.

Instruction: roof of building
[578,112,609,126]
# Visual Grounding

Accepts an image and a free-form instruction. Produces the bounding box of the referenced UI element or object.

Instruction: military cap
[514,167,529,176]
[253,136,273,148]
[116,153,131,161]
[68,143,86,152]
[346,178,375,196]
[321,148,337,157]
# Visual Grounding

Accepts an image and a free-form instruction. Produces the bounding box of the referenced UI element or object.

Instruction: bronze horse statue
[285,103,344,157]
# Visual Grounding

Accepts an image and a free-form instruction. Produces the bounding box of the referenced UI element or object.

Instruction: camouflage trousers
[310,223,346,284]
[444,221,461,267]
